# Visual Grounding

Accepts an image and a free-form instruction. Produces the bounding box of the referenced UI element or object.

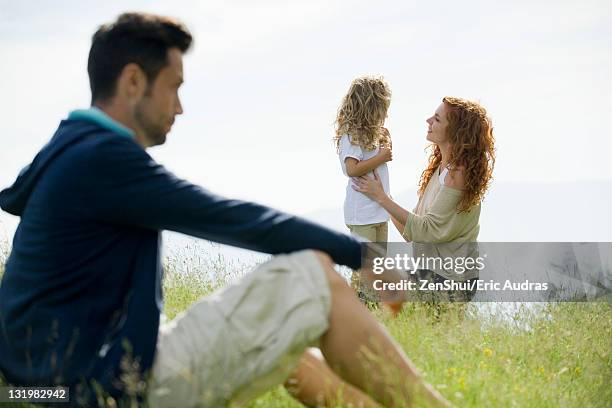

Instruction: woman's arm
[390,215,406,236]
[354,168,469,243]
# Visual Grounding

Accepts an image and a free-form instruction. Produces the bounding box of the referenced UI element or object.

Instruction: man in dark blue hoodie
[0,12,453,408]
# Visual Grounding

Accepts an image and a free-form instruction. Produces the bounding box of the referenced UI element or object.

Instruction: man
[0,13,452,407]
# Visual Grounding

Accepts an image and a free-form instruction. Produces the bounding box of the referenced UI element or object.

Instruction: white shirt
[338,134,390,225]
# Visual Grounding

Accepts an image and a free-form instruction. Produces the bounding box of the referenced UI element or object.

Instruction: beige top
[402,166,481,280]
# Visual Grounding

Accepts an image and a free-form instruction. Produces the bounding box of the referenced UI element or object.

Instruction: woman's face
[426,103,449,144]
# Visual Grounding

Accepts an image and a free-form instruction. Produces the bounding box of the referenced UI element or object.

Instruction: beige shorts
[346,222,388,244]
[147,250,331,407]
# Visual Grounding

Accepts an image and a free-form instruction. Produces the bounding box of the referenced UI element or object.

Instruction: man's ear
[116,63,148,104]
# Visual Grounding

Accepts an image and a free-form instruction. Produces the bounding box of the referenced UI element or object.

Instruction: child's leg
[347,224,378,292]
[285,348,380,407]
[376,221,389,252]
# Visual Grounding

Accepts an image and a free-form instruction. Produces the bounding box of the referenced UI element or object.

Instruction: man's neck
[93,102,148,148]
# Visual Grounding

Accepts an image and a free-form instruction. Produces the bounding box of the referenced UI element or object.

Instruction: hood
[0,120,104,216]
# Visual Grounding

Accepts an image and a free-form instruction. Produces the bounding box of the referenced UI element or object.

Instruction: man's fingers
[385,301,403,317]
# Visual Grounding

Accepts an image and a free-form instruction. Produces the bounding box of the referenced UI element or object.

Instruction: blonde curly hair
[334,75,392,152]
[418,97,496,213]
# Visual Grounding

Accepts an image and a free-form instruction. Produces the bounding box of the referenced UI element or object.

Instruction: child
[334,75,392,296]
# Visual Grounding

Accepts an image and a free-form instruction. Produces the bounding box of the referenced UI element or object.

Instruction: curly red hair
[418,97,496,213]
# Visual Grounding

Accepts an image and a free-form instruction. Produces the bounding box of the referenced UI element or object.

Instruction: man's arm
[85,137,362,269]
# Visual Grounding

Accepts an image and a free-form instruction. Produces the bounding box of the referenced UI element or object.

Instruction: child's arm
[345,147,392,177]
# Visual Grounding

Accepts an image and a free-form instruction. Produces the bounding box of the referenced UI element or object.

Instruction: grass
[0,240,611,407]
[161,252,612,408]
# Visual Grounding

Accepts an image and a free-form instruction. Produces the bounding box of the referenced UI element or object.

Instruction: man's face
[134,48,184,147]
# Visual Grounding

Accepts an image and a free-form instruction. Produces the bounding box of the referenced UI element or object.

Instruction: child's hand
[378,147,393,162]
[380,127,392,148]
[381,127,391,138]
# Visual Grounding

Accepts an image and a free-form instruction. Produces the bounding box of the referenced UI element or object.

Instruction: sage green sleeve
[402,187,464,243]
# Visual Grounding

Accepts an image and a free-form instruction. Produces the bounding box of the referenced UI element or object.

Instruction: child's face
[425,103,449,144]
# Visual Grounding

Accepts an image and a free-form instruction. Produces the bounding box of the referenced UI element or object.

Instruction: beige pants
[347,222,388,294]
[147,250,331,407]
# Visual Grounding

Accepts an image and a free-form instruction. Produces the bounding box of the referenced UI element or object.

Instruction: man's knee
[312,251,351,293]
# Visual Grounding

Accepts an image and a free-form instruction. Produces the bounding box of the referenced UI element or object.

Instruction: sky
[1,0,611,230]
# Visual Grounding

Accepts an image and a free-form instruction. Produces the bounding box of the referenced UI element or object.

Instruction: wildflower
[574,367,582,375]
[483,347,493,357]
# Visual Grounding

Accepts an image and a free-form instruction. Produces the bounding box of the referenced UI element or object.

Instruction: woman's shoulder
[444,165,466,191]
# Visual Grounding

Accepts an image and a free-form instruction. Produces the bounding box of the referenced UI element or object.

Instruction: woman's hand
[351,170,387,203]
[354,170,411,229]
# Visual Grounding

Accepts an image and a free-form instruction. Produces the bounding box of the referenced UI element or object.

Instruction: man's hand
[357,243,412,315]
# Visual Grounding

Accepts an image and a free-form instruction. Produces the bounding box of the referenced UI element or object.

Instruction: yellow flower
[574,367,582,375]
[483,347,493,357]
[538,366,545,374]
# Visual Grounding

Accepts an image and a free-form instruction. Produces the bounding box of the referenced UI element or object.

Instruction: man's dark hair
[88,12,193,102]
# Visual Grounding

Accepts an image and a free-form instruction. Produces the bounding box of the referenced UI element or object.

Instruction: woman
[353,96,496,301]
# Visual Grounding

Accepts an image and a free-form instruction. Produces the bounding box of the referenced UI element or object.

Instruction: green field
[163,263,611,408]
[0,243,611,407]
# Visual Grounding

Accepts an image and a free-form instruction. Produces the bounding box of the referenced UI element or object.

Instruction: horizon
[2,179,611,247]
